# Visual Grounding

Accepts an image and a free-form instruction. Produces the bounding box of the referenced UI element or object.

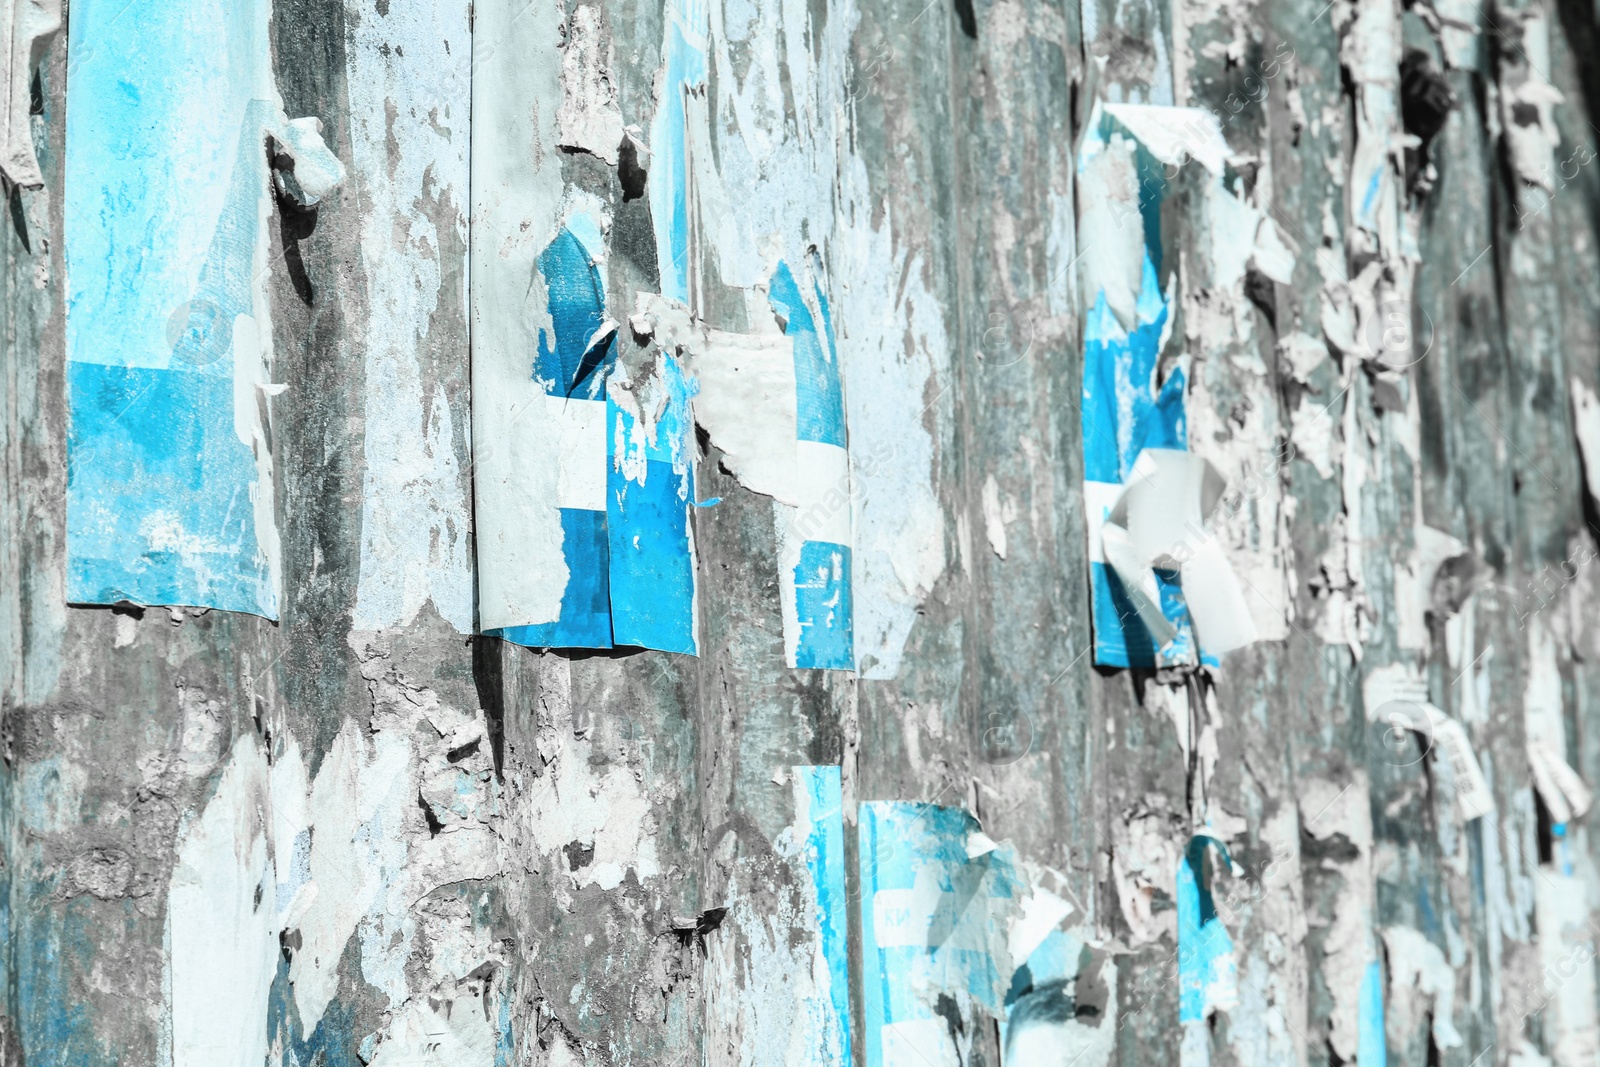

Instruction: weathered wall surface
[3,0,1600,1063]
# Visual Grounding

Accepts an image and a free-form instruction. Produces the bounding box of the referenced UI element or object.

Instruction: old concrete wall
[3,0,1600,1063]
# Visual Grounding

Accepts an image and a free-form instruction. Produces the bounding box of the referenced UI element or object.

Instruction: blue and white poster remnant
[1177,836,1238,1067]
[792,766,853,1063]
[771,259,854,670]
[472,0,698,654]
[1077,103,1258,667]
[64,0,342,617]
[605,349,699,654]
[857,802,1057,1067]
[485,203,618,648]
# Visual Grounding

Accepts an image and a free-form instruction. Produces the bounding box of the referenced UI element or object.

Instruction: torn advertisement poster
[64,0,343,618]
[771,259,855,670]
[478,200,614,648]
[1078,102,1255,668]
[1363,664,1495,821]
[857,802,1074,1067]
[472,16,698,655]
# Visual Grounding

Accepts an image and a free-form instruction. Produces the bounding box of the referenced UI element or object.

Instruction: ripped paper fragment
[64,0,343,617]
[1364,665,1494,820]
[0,0,58,188]
[772,259,854,670]
[605,350,699,653]
[632,262,854,668]
[792,767,853,1064]
[1101,449,1260,658]
[1528,742,1593,825]
[1078,102,1227,668]
[857,803,1044,1067]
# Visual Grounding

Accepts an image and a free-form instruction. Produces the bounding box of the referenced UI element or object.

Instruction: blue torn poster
[64,0,341,617]
[485,207,699,654]
[1178,836,1238,1066]
[772,259,855,671]
[605,351,699,653]
[1078,104,1224,669]
[792,767,853,1063]
[857,802,1026,1067]
[487,215,617,649]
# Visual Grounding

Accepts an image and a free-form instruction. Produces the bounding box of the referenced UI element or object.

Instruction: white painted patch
[346,0,474,634]
[1299,775,1376,1064]
[1571,378,1600,507]
[527,738,659,892]
[1535,868,1600,1067]
[166,734,278,1067]
[367,990,496,1067]
[1380,925,1462,1051]
[981,474,1012,560]
[836,187,948,680]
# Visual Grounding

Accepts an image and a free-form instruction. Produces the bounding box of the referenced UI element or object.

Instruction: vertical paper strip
[1078,104,1212,667]
[470,0,600,643]
[345,0,474,634]
[773,260,854,670]
[793,766,852,1065]
[648,0,708,307]
[857,802,1023,1067]
[606,351,698,653]
[64,0,339,616]
[1177,837,1238,1067]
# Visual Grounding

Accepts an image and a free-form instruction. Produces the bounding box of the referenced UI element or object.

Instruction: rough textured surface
[4,0,1600,1064]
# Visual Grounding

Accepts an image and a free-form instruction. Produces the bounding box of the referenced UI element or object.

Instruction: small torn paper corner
[1364,663,1495,821]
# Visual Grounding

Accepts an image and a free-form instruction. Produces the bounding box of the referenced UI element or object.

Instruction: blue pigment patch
[606,355,698,654]
[794,541,854,669]
[797,766,852,1063]
[67,361,274,614]
[1357,958,1387,1067]
[533,227,616,400]
[17,888,113,1067]
[66,3,284,616]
